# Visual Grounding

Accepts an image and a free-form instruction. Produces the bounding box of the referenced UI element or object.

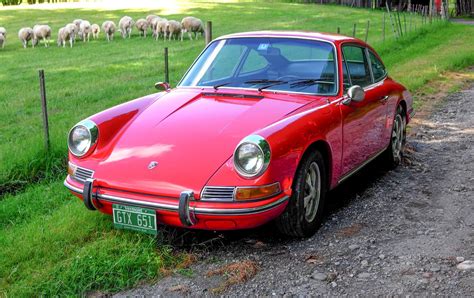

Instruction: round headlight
[233,135,270,178]
[68,120,98,157]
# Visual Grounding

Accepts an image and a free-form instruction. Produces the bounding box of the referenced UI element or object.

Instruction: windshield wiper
[289,79,335,88]
[213,82,233,90]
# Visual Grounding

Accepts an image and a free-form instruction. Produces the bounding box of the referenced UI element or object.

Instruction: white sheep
[146,14,158,26]
[118,16,134,39]
[91,24,100,39]
[57,27,72,48]
[165,20,182,41]
[0,27,6,49]
[154,18,167,40]
[73,19,82,39]
[181,17,204,41]
[32,25,52,48]
[135,18,148,38]
[79,20,92,42]
[65,23,77,45]
[18,27,34,48]
[102,21,116,42]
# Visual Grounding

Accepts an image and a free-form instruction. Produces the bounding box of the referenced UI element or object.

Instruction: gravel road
[118,84,474,296]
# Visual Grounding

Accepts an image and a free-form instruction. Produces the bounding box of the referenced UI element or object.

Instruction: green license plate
[113,204,157,235]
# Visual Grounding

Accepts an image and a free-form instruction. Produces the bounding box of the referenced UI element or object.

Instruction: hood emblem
[148,161,158,170]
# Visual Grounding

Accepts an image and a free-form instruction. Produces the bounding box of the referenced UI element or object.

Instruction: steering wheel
[276,75,300,82]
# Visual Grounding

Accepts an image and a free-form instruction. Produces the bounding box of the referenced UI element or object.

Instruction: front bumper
[64,176,289,230]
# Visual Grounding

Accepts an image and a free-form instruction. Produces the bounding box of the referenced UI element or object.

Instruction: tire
[382,104,406,168]
[276,150,327,237]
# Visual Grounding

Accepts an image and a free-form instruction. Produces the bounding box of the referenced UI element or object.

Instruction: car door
[339,44,387,176]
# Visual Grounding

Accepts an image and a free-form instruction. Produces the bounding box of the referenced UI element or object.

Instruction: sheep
[0,27,6,49]
[118,16,134,39]
[146,14,158,26]
[135,18,148,38]
[102,20,116,42]
[57,27,72,48]
[32,25,52,48]
[181,17,204,41]
[73,19,82,39]
[91,24,100,39]
[153,18,167,40]
[79,20,92,42]
[165,20,182,41]
[65,23,77,45]
[18,27,34,48]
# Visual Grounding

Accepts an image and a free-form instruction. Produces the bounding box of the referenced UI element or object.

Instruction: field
[1,1,473,295]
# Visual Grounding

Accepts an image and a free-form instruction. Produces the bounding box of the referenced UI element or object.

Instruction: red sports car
[65,31,414,237]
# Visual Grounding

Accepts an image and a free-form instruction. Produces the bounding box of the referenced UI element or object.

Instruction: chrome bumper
[64,179,289,217]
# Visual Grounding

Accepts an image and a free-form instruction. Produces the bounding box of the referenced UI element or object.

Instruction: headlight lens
[233,135,270,178]
[68,120,98,157]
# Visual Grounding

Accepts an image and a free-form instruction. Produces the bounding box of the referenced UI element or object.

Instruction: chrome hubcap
[392,114,404,159]
[303,162,321,222]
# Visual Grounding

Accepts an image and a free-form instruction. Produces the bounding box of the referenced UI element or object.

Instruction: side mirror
[343,85,365,105]
[155,81,170,91]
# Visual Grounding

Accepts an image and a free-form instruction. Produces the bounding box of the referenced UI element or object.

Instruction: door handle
[379,95,389,102]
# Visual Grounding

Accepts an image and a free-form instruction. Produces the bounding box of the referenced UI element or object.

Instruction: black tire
[276,150,327,237]
[382,104,406,168]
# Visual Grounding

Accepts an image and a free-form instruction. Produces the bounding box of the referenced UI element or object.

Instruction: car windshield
[179,37,337,95]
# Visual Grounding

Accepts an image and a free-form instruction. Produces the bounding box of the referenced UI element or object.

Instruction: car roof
[217,31,359,43]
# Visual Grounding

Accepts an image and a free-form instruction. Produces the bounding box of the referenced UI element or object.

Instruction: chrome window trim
[178,36,340,96]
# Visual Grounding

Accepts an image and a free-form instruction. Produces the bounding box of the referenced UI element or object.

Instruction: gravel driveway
[118,84,474,296]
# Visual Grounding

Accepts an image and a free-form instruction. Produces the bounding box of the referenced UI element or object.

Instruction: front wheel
[382,104,406,168]
[276,150,327,237]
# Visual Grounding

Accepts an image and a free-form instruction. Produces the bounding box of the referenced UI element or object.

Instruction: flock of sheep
[0,15,205,49]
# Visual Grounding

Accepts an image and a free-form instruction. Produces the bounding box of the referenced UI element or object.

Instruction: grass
[0,1,473,296]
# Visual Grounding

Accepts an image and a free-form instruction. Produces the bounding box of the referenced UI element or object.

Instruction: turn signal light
[235,182,281,201]
[67,162,77,176]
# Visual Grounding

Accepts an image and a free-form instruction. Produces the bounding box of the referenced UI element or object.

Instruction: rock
[358,272,371,279]
[331,281,337,288]
[361,260,369,267]
[349,244,360,251]
[311,271,327,281]
[422,272,433,279]
[457,260,474,270]
[379,254,386,260]
[430,265,441,272]
[456,257,465,263]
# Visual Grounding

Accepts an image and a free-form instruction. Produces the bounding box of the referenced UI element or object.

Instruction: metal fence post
[164,47,169,83]
[38,69,50,152]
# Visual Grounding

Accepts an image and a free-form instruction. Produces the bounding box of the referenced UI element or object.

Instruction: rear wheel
[276,150,327,237]
[383,104,406,167]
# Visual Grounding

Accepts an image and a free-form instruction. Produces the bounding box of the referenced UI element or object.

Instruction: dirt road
[119,84,474,296]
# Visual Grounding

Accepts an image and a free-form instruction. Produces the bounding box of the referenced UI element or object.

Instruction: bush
[1,0,22,5]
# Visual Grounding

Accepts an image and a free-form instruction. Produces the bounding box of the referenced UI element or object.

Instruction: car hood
[94,88,310,197]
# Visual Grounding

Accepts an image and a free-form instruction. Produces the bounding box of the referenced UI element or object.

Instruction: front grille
[73,166,94,183]
[201,186,235,201]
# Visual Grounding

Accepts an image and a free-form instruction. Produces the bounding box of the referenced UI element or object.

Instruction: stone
[456,257,465,263]
[311,271,327,281]
[457,260,474,270]
[358,272,371,279]
[349,244,360,251]
[361,260,369,267]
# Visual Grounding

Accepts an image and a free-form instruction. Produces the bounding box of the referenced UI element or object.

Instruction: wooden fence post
[337,27,340,34]
[352,23,357,37]
[164,47,169,83]
[205,21,212,45]
[38,69,50,152]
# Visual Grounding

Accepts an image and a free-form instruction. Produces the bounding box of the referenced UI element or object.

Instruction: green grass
[0,1,473,296]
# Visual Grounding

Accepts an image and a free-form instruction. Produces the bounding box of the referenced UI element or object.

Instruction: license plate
[113,204,157,235]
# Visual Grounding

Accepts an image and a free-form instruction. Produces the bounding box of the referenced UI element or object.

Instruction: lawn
[0,1,473,295]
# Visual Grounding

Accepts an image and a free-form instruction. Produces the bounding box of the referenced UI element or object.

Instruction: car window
[201,44,245,82]
[368,51,386,82]
[241,49,268,74]
[342,45,372,87]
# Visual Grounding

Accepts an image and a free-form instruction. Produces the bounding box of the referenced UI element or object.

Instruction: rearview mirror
[155,81,170,91]
[343,85,365,105]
